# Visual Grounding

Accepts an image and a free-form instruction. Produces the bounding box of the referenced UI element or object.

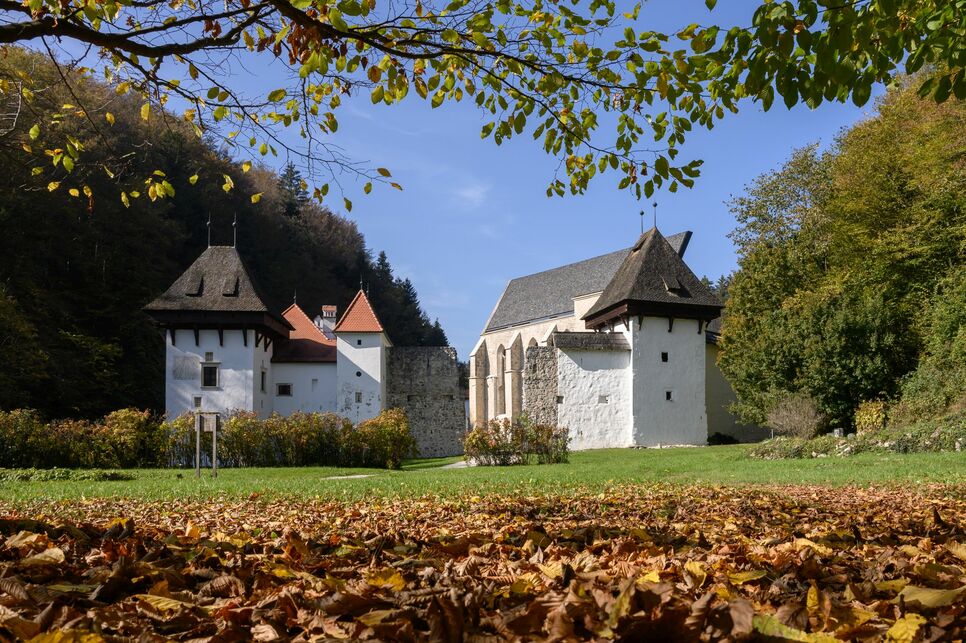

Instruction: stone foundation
[386,347,466,457]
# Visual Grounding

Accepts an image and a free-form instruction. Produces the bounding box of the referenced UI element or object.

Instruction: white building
[145,245,391,421]
[469,228,765,448]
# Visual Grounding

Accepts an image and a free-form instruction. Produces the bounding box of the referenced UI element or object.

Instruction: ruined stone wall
[523,346,558,426]
[385,347,466,457]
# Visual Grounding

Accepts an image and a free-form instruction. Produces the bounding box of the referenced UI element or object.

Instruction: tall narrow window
[661,351,669,363]
[665,390,674,402]
[260,370,267,393]
[355,391,363,403]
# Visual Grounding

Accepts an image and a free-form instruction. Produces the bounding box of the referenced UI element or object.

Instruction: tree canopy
[718,77,966,428]
[1,0,964,206]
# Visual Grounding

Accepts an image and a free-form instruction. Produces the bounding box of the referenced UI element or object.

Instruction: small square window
[201,364,218,388]
[356,339,362,346]
[665,390,673,402]
[193,396,202,409]
[661,351,669,363]
[277,383,293,397]
[204,351,214,362]
[355,391,363,403]
[556,395,564,404]
[598,395,609,404]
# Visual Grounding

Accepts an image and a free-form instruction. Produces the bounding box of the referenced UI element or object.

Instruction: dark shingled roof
[483,231,692,332]
[146,246,273,313]
[144,246,291,332]
[583,228,722,327]
[551,331,630,351]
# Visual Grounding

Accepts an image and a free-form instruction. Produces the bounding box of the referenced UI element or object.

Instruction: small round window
[356,371,362,377]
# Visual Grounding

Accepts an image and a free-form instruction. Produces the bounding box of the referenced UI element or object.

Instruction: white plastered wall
[336,332,388,423]
[165,328,256,419]
[630,316,708,446]
[470,291,604,426]
[271,362,338,415]
[251,333,273,418]
[555,347,632,450]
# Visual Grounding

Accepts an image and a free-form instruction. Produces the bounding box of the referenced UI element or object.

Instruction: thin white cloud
[452,183,490,209]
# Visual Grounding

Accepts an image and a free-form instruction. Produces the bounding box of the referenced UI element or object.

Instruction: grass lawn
[2,444,964,502]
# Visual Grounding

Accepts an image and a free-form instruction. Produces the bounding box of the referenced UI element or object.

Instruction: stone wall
[385,347,465,457]
[523,346,558,426]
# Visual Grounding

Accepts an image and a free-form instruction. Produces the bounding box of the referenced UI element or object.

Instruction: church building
[469,228,764,448]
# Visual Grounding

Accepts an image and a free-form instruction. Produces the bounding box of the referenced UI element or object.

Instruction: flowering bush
[463,416,569,466]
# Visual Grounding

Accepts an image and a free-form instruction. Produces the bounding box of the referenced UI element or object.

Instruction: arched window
[495,344,507,417]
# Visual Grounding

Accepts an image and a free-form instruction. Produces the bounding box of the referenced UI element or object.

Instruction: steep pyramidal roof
[582,228,722,327]
[334,290,387,335]
[145,246,273,314]
[273,303,337,363]
[144,245,291,333]
[483,231,692,332]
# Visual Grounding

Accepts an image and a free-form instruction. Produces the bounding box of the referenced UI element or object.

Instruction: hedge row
[0,408,416,470]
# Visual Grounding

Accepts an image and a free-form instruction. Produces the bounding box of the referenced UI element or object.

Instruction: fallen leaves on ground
[1,484,965,641]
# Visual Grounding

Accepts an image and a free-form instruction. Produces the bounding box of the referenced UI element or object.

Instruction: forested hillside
[0,49,447,418]
[720,77,966,430]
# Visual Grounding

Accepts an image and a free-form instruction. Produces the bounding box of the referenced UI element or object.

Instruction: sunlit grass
[1,446,963,504]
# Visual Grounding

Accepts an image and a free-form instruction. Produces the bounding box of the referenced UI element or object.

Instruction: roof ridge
[334,290,386,334]
[282,302,335,345]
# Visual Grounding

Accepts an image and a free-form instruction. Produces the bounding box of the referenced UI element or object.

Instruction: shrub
[463,416,569,466]
[354,408,417,469]
[751,409,966,459]
[0,409,45,468]
[524,418,569,464]
[101,408,167,467]
[854,400,888,434]
[766,393,826,439]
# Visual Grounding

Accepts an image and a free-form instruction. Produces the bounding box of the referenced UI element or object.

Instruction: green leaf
[267,88,287,102]
[28,124,40,140]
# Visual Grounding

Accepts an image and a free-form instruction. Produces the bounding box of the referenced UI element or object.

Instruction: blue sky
[118,0,883,358]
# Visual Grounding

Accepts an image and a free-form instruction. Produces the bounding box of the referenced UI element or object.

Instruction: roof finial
[293,288,297,304]
[652,202,658,230]
[232,214,237,248]
[639,209,644,235]
[207,213,212,247]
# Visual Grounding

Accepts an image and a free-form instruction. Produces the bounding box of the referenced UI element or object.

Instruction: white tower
[334,290,391,423]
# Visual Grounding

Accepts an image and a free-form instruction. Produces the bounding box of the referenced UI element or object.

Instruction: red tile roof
[334,290,385,334]
[272,303,337,363]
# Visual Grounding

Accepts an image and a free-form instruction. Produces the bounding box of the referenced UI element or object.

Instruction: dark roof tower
[582,228,722,329]
[144,245,291,336]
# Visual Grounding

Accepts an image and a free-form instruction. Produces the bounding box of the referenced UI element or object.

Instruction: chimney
[315,305,337,337]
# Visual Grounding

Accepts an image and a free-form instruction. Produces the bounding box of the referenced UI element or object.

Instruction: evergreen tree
[278,162,308,218]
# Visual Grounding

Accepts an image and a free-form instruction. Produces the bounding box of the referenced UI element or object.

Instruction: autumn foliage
[463,417,569,466]
[1,485,966,640]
